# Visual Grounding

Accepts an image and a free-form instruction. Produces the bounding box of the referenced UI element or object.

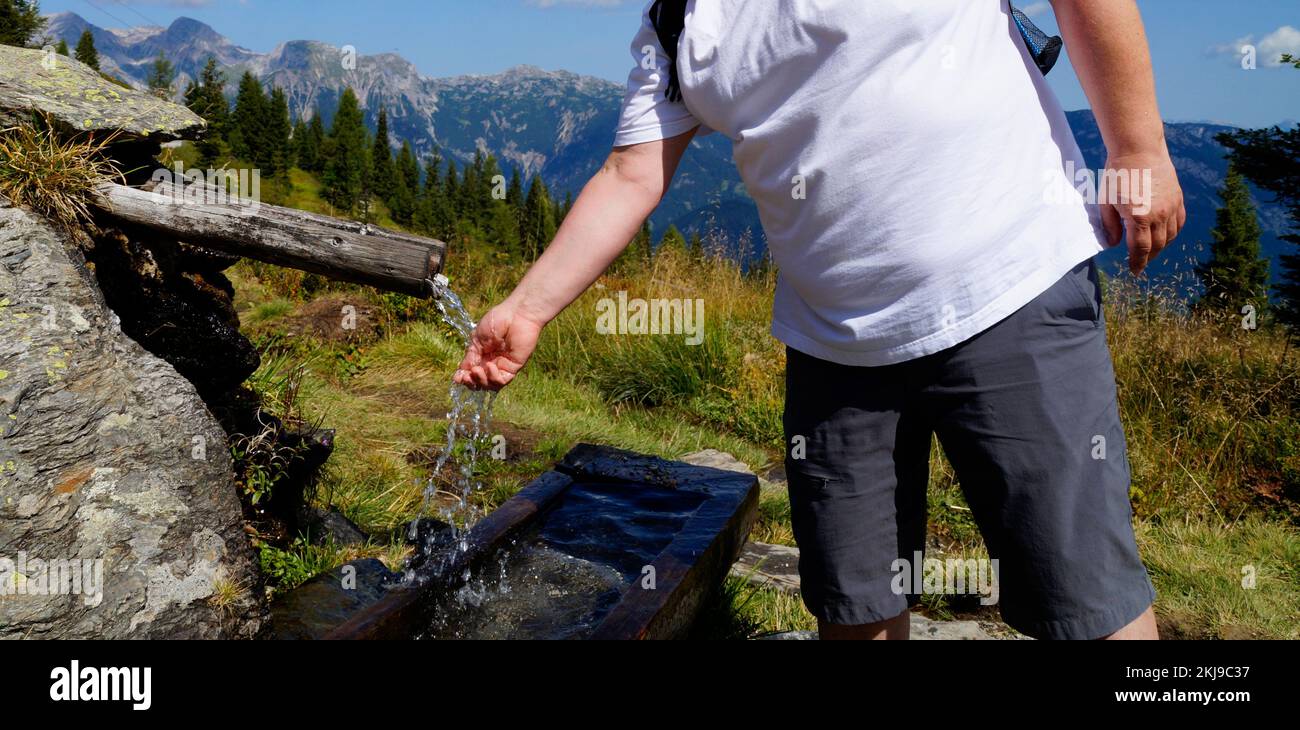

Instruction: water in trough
[420,479,708,639]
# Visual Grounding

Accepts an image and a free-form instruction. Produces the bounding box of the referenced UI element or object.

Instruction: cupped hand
[453,303,543,391]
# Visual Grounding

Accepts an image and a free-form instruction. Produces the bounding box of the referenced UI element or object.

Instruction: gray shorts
[782,257,1155,639]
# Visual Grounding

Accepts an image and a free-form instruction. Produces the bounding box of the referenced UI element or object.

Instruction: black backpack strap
[649,0,689,101]
[1009,3,1063,75]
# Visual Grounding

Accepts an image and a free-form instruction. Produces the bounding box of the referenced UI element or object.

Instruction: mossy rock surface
[0,45,204,141]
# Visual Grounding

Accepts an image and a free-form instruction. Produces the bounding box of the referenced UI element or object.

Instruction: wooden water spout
[92,180,446,297]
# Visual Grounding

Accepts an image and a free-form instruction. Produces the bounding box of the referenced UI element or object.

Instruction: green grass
[690,576,817,639]
[247,298,294,323]
[1139,516,1300,639]
[227,166,1300,639]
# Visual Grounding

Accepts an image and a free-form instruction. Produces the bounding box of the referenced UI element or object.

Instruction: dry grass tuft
[0,115,123,229]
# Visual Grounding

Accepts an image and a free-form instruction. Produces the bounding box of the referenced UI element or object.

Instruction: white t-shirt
[613,0,1109,366]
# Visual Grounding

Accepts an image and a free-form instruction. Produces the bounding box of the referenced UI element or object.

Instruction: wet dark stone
[299,505,368,546]
[174,242,241,275]
[83,227,259,399]
[405,517,457,567]
[267,427,335,528]
[269,559,401,640]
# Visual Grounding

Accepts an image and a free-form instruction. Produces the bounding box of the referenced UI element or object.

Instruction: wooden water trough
[320,444,759,640]
[92,180,446,297]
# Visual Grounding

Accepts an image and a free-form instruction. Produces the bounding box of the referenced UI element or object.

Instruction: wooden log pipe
[92,180,447,298]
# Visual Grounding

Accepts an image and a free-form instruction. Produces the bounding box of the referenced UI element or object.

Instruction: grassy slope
[234,167,1299,639]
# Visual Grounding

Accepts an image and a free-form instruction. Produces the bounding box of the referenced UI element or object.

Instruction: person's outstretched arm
[454,126,698,390]
[1052,0,1186,274]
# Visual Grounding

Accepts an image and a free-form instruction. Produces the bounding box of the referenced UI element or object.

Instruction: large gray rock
[0,198,264,638]
[0,45,204,141]
[730,541,801,594]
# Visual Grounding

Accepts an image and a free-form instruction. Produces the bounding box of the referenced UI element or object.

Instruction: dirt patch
[281,296,379,343]
[405,420,547,471]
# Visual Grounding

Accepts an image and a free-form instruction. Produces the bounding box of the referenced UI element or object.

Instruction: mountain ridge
[42,11,1292,279]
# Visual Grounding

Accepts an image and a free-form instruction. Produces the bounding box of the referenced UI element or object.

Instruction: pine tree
[474,156,517,254]
[263,87,293,175]
[389,175,414,225]
[423,151,442,200]
[229,71,267,164]
[55,39,69,56]
[505,167,524,214]
[634,219,652,264]
[0,0,45,47]
[291,119,307,164]
[1195,167,1270,313]
[558,190,574,226]
[614,219,652,272]
[370,110,395,201]
[688,230,704,258]
[486,200,522,255]
[322,88,370,215]
[443,159,460,224]
[1220,123,1300,325]
[184,57,229,166]
[420,152,454,239]
[658,225,688,257]
[146,51,175,100]
[460,150,487,228]
[387,141,421,225]
[396,141,421,198]
[521,175,557,260]
[412,153,437,235]
[184,57,227,124]
[74,29,99,70]
[297,111,325,172]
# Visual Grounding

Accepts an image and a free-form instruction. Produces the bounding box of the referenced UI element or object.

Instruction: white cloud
[1214,25,1300,67]
[1258,25,1300,65]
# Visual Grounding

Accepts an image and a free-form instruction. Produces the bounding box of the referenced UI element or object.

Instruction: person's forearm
[502,129,696,326]
[1051,0,1165,157]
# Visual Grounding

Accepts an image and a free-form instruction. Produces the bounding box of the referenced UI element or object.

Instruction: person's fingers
[1166,211,1182,244]
[470,365,489,389]
[1176,203,1187,239]
[484,360,512,389]
[1127,217,1153,275]
[1101,203,1124,247]
[1149,218,1168,262]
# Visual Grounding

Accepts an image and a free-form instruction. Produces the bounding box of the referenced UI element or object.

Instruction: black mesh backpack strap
[1009,3,1064,75]
[649,0,689,101]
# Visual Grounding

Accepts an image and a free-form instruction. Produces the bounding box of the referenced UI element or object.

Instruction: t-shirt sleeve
[611,1,710,147]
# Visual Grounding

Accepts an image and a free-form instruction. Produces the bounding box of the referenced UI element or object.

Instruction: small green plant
[257,537,343,594]
[230,341,322,506]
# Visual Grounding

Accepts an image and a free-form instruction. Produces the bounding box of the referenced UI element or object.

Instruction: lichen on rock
[0,45,204,142]
[0,197,265,639]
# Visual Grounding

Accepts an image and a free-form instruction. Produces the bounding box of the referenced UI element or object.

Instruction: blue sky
[40,0,1300,128]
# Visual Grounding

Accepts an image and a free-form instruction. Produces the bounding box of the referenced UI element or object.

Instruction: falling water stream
[409,275,498,573]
